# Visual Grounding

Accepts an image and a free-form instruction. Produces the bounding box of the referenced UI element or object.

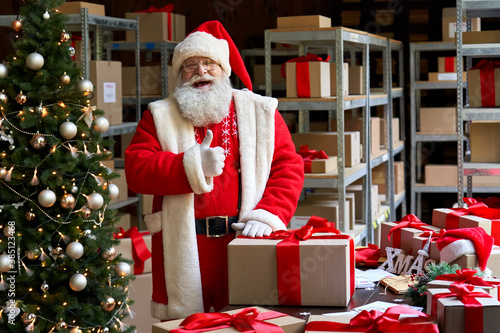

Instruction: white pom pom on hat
[172,20,253,91]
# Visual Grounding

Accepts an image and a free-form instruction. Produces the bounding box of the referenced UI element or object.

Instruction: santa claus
[124,20,304,320]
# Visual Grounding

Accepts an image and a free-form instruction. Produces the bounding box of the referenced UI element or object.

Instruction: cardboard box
[442,7,481,42]
[114,212,132,231]
[468,66,500,107]
[379,221,439,257]
[227,236,354,306]
[122,65,175,97]
[125,12,186,42]
[57,1,105,16]
[111,169,128,204]
[291,132,361,167]
[286,62,330,98]
[120,133,134,158]
[463,30,500,44]
[450,246,500,277]
[309,156,338,173]
[277,15,331,29]
[78,61,123,125]
[471,122,500,162]
[72,39,91,62]
[412,234,441,262]
[330,63,349,96]
[432,208,463,230]
[253,64,286,85]
[427,279,498,300]
[124,273,159,333]
[153,306,305,333]
[427,287,500,333]
[459,215,494,235]
[332,117,381,156]
[115,232,151,274]
[346,184,380,222]
[142,194,154,215]
[304,192,356,229]
[419,107,457,134]
[425,165,458,187]
[349,66,364,95]
[371,161,405,195]
[291,200,349,229]
[428,72,466,82]
[438,56,457,73]
[380,117,400,146]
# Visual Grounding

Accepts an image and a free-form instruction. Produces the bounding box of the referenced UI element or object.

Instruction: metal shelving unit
[264,27,405,244]
[456,0,500,204]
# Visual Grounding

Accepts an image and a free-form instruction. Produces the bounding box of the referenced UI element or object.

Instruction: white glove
[200,129,225,177]
[232,220,272,238]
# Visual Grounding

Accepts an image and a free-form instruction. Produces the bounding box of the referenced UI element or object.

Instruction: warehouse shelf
[349,223,368,246]
[415,184,500,193]
[456,0,500,203]
[102,122,139,137]
[109,197,140,210]
[266,26,405,243]
[415,133,459,142]
[415,81,466,90]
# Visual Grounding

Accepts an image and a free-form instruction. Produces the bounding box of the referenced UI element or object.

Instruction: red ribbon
[417,229,445,259]
[387,214,431,249]
[305,305,438,333]
[444,56,455,72]
[281,53,330,98]
[471,59,496,107]
[170,308,285,333]
[441,197,485,229]
[114,227,151,274]
[462,197,500,245]
[297,145,329,173]
[431,284,492,333]
[436,269,494,287]
[135,4,174,40]
[355,244,381,267]
[268,216,355,305]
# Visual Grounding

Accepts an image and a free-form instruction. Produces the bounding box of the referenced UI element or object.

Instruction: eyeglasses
[182,59,219,73]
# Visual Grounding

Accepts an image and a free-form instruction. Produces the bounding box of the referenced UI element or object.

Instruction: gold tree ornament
[25,210,36,221]
[11,19,22,31]
[59,72,70,85]
[15,91,27,105]
[101,296,116,312]
[60,30,71,43]
[30,133,47,149]
[60,192,76,209]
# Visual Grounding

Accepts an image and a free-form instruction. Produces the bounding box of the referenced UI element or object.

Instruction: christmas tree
[0,1,134,332]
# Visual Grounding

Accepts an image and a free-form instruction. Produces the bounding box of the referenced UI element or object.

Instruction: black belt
[195,216,238,237]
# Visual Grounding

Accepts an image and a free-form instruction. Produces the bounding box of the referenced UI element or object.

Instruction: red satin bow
[114,227,151,274]
[280,53,330,78]
[305,305,438,332]
[298,145,329,173]
[355,244,381,267]
[387,214,428,248]
[171,308,285,333]
[135,4,175,13]
[436,269,493,287]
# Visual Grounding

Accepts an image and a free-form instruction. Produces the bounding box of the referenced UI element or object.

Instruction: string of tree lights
[0,1,135,332]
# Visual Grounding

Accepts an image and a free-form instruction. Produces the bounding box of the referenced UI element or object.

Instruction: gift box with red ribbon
[285,54,331,98]
[468,59,500,107]
[305,305,438,333]
[427,269,500,300]
[355,244,386,268]
[412,229,443,262]
[152,306,305,333]
[450,245,500,277]
[427,284,500,333]
[379,214,439,257]
[228,217,355,307]
[438,56,457,73]
[114,227,152,275]
[125,5,186,42]
[297,145,337,173]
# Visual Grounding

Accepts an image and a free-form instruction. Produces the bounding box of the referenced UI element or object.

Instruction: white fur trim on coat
[183,143,214,194]
[440,239,475,264]
[143,211,162,235]
[172,31,230,80]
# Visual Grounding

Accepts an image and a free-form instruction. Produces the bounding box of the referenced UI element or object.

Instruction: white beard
[173,73,233,128]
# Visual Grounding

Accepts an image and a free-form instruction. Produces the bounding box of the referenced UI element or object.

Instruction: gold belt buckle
[206,216,229,238]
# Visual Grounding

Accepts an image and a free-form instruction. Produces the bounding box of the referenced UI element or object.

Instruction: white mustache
[183,74,215,87]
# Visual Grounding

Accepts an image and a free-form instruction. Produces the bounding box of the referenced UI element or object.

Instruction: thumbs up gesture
[200,130,225,177]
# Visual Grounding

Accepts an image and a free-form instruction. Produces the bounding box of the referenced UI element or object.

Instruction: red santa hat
[172,20,253,90]
[437,227,494,270]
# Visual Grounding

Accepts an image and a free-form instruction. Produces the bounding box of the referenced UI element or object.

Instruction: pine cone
[417,273,430,287]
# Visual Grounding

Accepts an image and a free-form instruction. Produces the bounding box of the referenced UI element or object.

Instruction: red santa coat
[124,89,304,320]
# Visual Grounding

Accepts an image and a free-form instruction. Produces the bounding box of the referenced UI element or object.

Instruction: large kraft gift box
[427,276,500,301]
[441,7,481,42]
[330,63,349,96]
[471,121,500,163]
[114,227,152,274]
[228,227,355,307]
[305,306,438,332]
[379,215,440,257]
[124,273,159,332]
[419,107,457,133]
[467,60,500,108]
[56,1,105,16]
[153,306,305,333]
[331,117,381,156]
[459,215,500,246]
[125,7,186,42]
[427,286,500,333]
[277,15,331,29]
[292,132,361,167]
[76,61,123,125]
[412,232,441,262]
[286,61,330,98]
[450,246,500,277]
